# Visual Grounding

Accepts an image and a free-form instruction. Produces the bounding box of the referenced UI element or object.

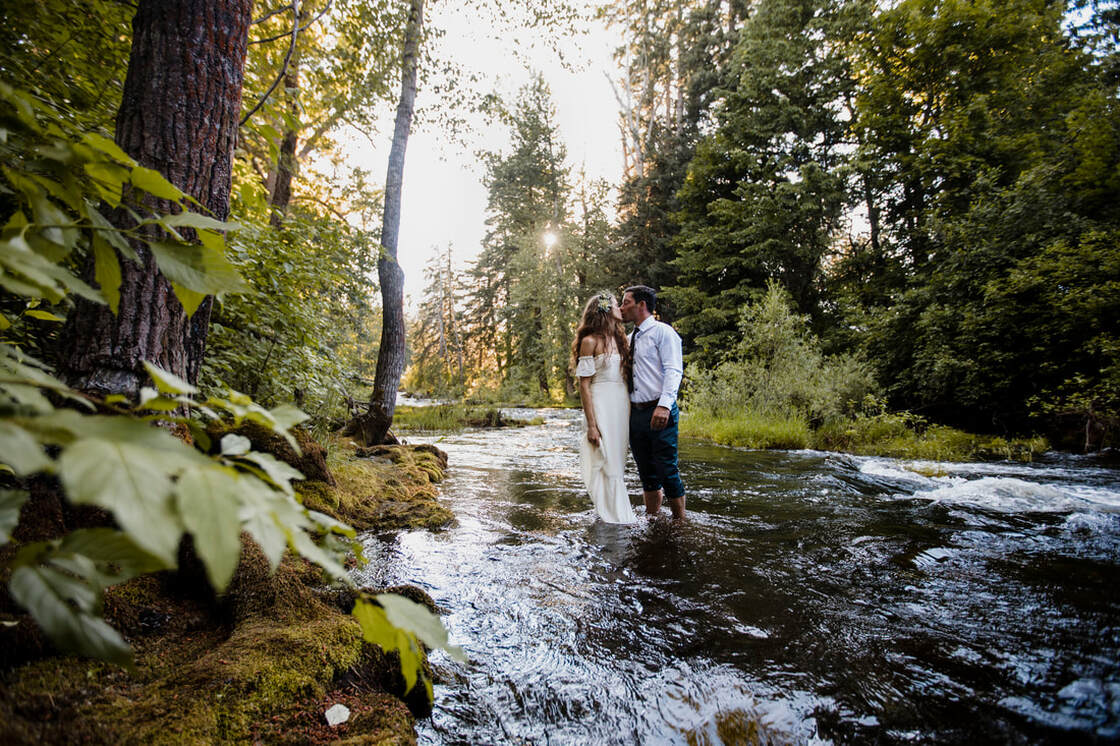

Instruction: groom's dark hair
[625,285,657,313]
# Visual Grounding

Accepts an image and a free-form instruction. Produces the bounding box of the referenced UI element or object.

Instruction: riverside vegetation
[679,283,1050,462]
[0,82,461,743]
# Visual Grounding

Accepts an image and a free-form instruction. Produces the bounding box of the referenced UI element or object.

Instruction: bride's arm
[578,336,601,446]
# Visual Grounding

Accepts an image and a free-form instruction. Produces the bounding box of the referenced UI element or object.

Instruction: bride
[572,292,637,524]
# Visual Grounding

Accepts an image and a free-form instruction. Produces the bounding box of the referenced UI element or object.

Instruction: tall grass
[681,410,811,450]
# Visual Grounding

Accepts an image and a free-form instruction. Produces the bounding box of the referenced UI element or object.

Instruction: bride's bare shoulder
[578,335,602,356]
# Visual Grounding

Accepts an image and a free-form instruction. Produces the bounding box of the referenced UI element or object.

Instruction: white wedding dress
[576,352,637,524]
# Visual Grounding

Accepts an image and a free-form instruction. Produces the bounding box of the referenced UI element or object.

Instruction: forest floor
[0,432,454,745]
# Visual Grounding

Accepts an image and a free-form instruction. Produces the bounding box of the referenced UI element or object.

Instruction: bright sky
[342,1,624,308]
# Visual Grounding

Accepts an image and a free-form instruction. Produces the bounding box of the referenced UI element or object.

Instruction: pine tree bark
[60,0,251,398]
[348,0,424,446]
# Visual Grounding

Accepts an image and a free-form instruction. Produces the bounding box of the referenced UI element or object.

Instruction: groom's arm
[657,326,684,410]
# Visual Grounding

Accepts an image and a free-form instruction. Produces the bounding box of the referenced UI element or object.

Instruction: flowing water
[352,408,1120,745]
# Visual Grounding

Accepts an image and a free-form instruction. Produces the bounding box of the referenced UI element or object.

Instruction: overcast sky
[341,1,624,308]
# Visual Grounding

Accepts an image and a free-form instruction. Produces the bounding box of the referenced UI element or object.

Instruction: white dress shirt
[629,316,683,408]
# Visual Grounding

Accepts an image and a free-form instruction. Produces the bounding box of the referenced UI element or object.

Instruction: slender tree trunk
[348,0,423,445]
[270,23,302,228]
[60,0,251,398]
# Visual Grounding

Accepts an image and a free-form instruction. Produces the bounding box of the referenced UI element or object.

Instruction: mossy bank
[0,431,454,745]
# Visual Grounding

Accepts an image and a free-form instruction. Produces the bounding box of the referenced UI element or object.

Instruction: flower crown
[596,293,613,313]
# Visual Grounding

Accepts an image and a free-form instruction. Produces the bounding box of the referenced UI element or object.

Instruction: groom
[620,285,686,519]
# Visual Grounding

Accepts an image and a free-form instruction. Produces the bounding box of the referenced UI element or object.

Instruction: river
[352,408,1120,745]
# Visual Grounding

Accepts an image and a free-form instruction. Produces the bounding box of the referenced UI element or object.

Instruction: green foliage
[203,161,381,425]
[846,0,1120,438]
[669,0,864,361]
[684,281,877,423]
[0,84,456,700]
[680,410,811,450]
[353,593,466,700]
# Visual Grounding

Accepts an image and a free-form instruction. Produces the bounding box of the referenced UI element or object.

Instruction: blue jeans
[629,403,685,500]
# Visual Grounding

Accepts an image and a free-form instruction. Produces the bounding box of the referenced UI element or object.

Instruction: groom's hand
[650,406,670,431]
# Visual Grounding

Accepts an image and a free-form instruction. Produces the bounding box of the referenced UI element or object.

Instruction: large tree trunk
[59,0,251,398]
[348,0,423,446]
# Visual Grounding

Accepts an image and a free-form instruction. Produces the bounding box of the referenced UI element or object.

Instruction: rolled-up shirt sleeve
[657,327,683,409]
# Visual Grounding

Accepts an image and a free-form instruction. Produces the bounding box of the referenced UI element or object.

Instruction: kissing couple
[572,285,686,524]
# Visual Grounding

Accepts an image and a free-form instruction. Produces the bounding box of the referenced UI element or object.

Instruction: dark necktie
[627,327,640,392]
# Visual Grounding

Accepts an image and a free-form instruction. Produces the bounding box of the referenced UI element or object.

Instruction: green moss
[392,404,542,432]
[0,433,454,745]
[302,442,454,532]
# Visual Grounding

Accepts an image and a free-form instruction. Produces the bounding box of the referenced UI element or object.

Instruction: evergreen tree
[669,0,863,363]
[851,0,1120,436]
[468,76,576,398]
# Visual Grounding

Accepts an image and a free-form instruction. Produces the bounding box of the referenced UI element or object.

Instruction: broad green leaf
[82,133,134,166]
[83,162,129,208]
[0,421,50,475]
[130,166,184,201]
[92,234,122,314]
[0,313,10,330]
[137,387,179,411]
[161,211,238,233]
[238,451,303,492]
[57,438,182,564]
[377,593,466,662]
[24,309,64,322]
[148,241,247,296]
[288,526,348,581]
[142,361,199,395]
[58,528,168,580]
[0,489,29,543]
[8,564,132,667]
[237,482,288,570]
[352,598,422,694]
[85,205,138,260]
[220,433,251,456]
[175,467,242,591]
[172,284,207,317]
[269,404,310,432]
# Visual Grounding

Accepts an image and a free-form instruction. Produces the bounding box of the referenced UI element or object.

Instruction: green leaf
[269,404,310,432]
[288,525,348,581]
[0,313,10,330]
[142,360,199,395]
[0,421,50,475]
[376,593,466,662]
[0,489,29,544]
[237,480,288,570]
[92,235,122,314]
[8,564,132,667]
[82,133,134,166]
[24,309,64,322]
[83,161,130,208]
[175,467,242,591]
[58,528,168,580]
[130,166,184,201]
[220,434,251,456]
[57,439,182,565]
[147,241,247,297]
[161,211,238,233]
[352,598,422,694]
[237,451,303,492]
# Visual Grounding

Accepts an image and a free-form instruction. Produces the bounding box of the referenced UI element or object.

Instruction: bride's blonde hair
[570,292,630,380]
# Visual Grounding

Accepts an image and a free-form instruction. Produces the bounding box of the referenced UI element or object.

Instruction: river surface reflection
[352,408,1120,745]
